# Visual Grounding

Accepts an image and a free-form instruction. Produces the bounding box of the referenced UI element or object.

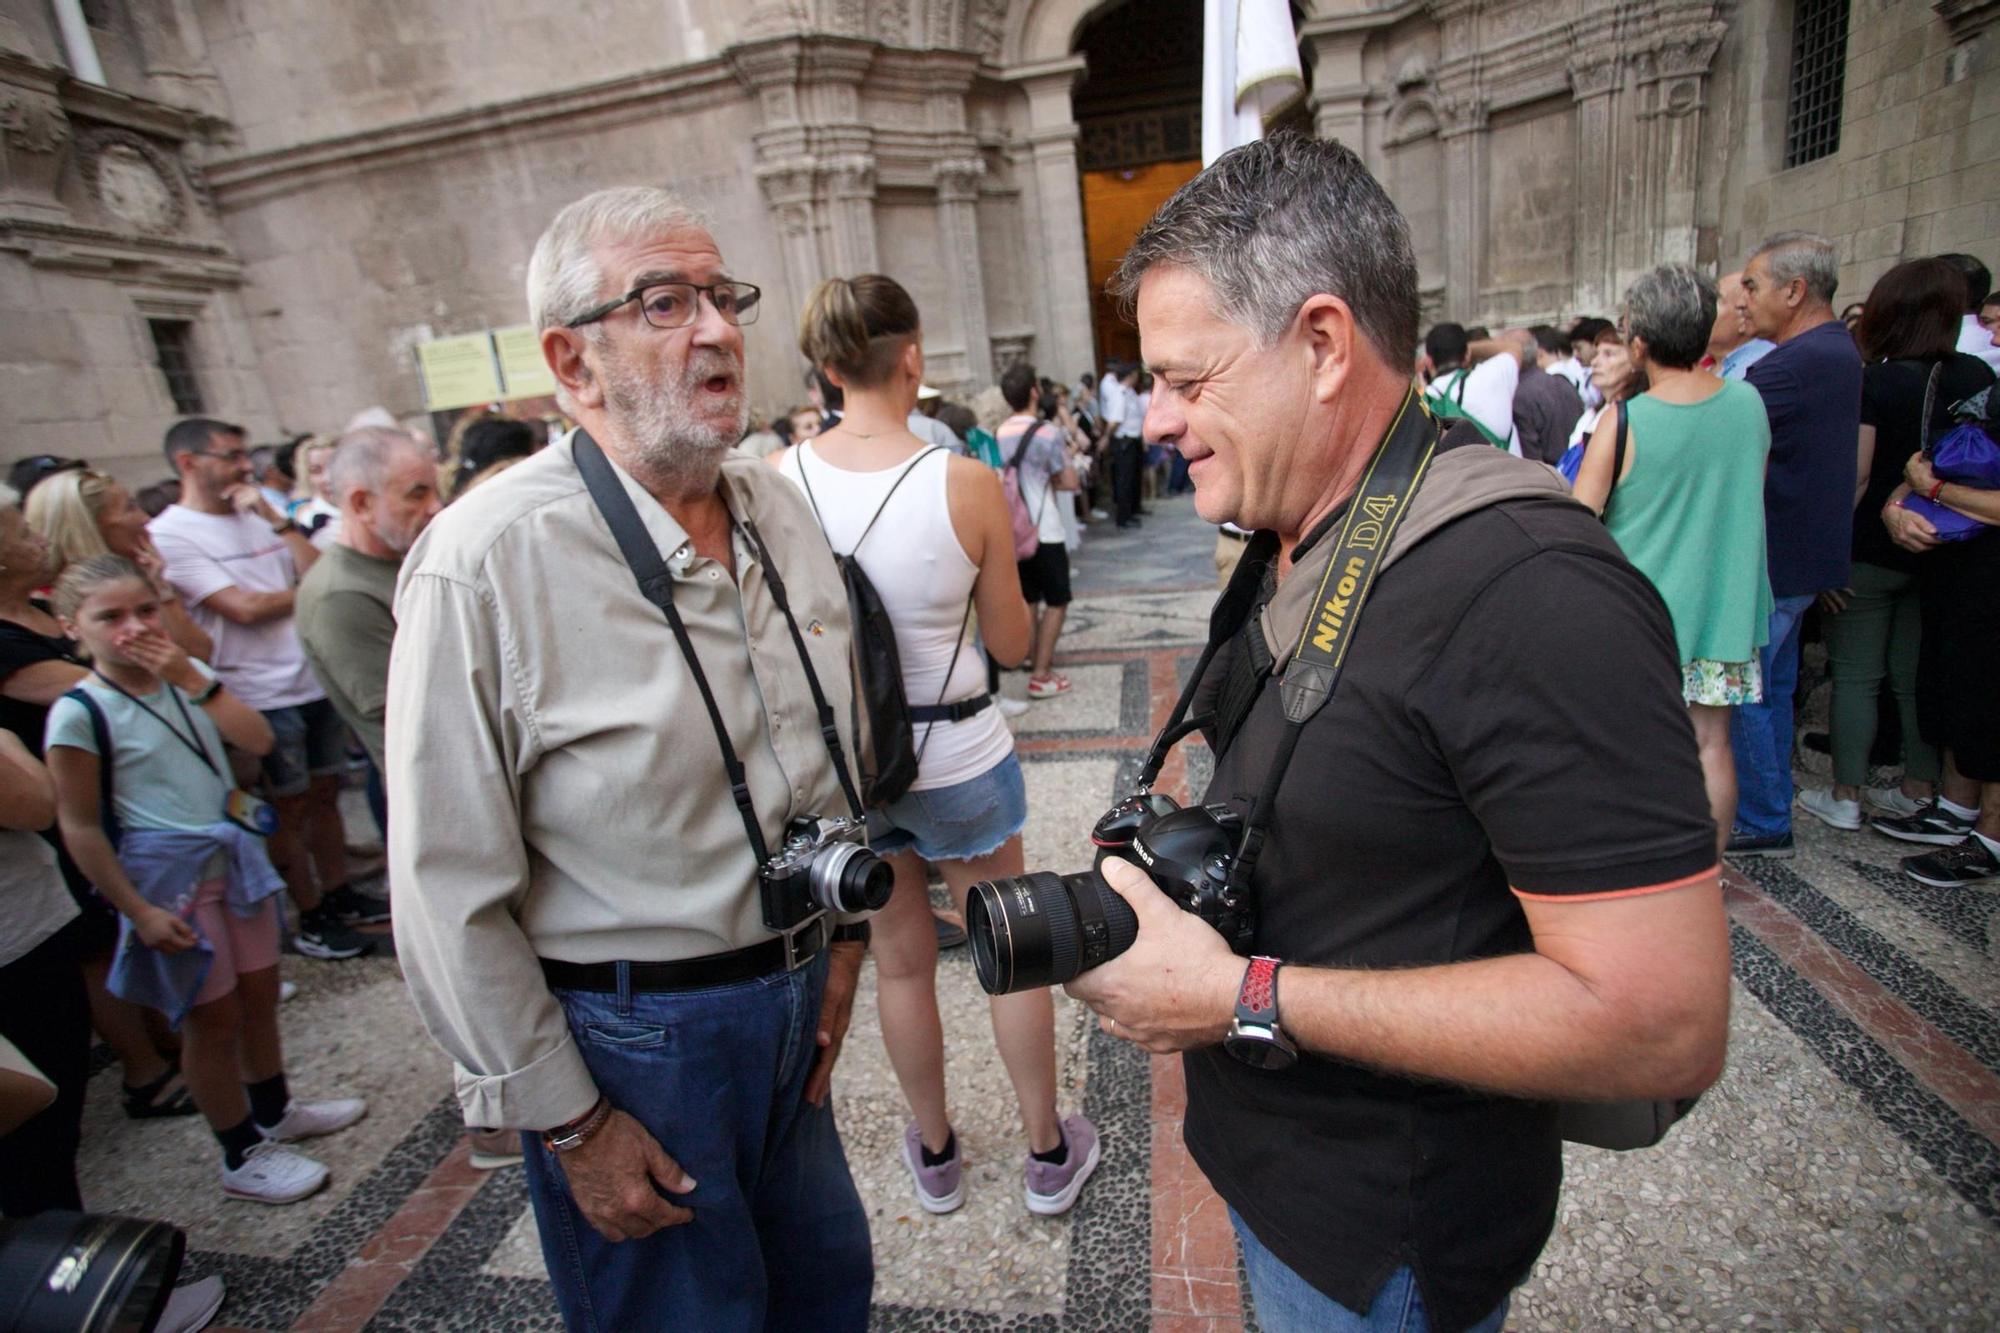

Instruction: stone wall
[1714,0,1999,304]
[4,0,1998,479]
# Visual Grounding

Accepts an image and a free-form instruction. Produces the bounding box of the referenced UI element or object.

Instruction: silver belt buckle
[781,914,828,971]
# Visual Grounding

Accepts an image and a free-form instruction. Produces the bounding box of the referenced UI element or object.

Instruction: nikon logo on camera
[1312,553,1370,654]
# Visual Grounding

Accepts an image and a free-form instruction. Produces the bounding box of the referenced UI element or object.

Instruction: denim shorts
[867,752,1027,863]
[258,698,348,799]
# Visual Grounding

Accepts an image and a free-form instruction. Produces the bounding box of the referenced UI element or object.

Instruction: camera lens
[965,869,1138,995]
[808,840,893,914]
[0,1211,184,1332]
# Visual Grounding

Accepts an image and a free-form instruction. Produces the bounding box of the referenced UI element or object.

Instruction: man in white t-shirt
[150,419,379,961]
[997,364,1079,700]
[1422,322,1521,453]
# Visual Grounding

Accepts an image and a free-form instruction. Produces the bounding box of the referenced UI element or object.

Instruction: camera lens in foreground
[0,1211,183,1333]
[966,870,1138,995]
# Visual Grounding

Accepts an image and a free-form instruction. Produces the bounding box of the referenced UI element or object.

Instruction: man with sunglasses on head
[388,186,873,1331]
[149,419,379,962]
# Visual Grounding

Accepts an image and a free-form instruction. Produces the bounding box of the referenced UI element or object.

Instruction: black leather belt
[909,693,991,724]
[540,916,828,993]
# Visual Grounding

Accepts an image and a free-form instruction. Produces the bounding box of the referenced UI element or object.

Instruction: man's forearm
[1277,950,1724,1101]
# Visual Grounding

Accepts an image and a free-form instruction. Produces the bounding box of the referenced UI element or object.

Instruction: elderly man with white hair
[387,187,875,1330]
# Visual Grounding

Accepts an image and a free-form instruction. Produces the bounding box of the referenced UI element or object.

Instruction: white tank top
[778,443,1014,791]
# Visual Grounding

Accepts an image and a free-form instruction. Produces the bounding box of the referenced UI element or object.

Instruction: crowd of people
[1410,242,2000,889]
[0,135,1995,1333]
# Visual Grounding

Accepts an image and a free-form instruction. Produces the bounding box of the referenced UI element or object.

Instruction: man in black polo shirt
[1066,135,1729,1332]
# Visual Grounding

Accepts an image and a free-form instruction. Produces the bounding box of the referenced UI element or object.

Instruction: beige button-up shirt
[387,436,857,1131]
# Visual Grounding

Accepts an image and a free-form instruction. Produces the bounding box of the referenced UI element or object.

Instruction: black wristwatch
[1224,956,1297,1070]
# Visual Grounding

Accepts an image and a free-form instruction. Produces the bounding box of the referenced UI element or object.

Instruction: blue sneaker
[1727,827,1795,859]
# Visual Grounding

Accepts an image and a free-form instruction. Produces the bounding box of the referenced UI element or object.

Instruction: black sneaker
[293,909,373,960]
[1901,837,2000,888]
[1726,827,1795,859]
[1871,801,1976,846]
[322,883,392,925]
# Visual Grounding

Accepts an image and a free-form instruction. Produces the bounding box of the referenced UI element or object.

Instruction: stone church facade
[1,0,1994,481]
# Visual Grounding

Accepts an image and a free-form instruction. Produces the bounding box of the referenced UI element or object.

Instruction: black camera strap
[572,430,864,868]
[1139,390,1441,896]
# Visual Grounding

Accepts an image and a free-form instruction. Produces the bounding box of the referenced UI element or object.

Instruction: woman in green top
[1575,264,1774,856]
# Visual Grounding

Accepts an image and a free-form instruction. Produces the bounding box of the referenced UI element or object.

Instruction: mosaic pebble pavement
[65,494,2000,1331]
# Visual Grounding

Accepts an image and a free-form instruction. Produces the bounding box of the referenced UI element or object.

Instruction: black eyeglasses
[191,446,251,463]
[565,281,762,331]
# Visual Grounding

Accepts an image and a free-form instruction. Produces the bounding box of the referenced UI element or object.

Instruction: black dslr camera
[964,792,1253,995]
[759,815,893,933]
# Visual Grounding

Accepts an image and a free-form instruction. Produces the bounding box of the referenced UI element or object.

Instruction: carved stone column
[1568,55,1621,318]
[1634,25,1724,268]
[0,57,72,225]
[932,155,991,391]
[1436,93,1486,321]
[1002,56,1093,383]
[1301,25,1370,162]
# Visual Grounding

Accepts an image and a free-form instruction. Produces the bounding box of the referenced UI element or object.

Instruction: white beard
[599,339,747,483]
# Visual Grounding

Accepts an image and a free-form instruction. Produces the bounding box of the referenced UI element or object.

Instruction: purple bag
[1896,492,1988,542]
[1929,421,2000,489]
[1897,364,1993,542]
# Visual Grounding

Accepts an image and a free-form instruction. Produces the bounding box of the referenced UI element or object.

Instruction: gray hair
[1750,230,1839,305]
[1111,134,1419,367]
[1622,263,1717,370]
[327,426,424,505]
[525,186,711,334]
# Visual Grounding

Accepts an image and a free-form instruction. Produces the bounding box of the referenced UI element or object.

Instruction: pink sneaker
[1024,1114,1101,1216]
[901,1122,964,1214]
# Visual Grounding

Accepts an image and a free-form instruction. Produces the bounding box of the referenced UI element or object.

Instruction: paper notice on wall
[494,325,556,400]
[416,334,503,411]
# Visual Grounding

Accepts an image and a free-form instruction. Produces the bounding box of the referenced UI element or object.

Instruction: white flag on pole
[1202,0,1305,167]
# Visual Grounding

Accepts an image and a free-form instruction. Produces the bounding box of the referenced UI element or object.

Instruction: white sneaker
[221,1141,328,1204]
[997,696,1030,719]
[260,1096,368,1143]
[154,1275,225,1333]
[1864,786,1925,819]
[1798,787,1862,831]
[279,979,298,1003]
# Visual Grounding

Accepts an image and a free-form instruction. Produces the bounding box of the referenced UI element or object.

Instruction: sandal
[123,1061,198,1120]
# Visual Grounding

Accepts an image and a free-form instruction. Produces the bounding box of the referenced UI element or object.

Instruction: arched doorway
[1065,0,1311,369]
[1071,0,1202,369]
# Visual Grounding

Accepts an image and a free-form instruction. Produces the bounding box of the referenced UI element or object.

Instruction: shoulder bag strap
[1919,361,1942,454]
[1602,400,1630,524]
[852,448,943,555]
[1007,421,1044,472]
[64,687,120,850]
[572,431,772,863]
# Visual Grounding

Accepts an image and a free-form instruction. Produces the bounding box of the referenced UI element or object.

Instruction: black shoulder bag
[794,447,978,808]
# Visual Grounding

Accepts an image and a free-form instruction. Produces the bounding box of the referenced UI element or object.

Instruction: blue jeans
[1232,1209,1508,1333]
[1729,593,1815,836]
[522,952,873,1332]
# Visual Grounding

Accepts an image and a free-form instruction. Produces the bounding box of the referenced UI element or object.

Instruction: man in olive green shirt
[294,427,441,778]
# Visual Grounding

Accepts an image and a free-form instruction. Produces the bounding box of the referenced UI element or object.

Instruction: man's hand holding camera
[1064,857,1243,1054]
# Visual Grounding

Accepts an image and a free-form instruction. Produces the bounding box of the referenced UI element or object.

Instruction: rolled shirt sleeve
[386,570,598,1131]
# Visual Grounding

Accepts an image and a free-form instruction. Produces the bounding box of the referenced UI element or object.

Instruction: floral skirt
[1682,657,1763,707]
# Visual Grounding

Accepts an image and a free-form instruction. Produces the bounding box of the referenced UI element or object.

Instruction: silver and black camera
[759,815,893,932]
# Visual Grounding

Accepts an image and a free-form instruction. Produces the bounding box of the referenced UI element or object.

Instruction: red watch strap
[1930,479,1946,501]
[1238,956,1281,1021]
